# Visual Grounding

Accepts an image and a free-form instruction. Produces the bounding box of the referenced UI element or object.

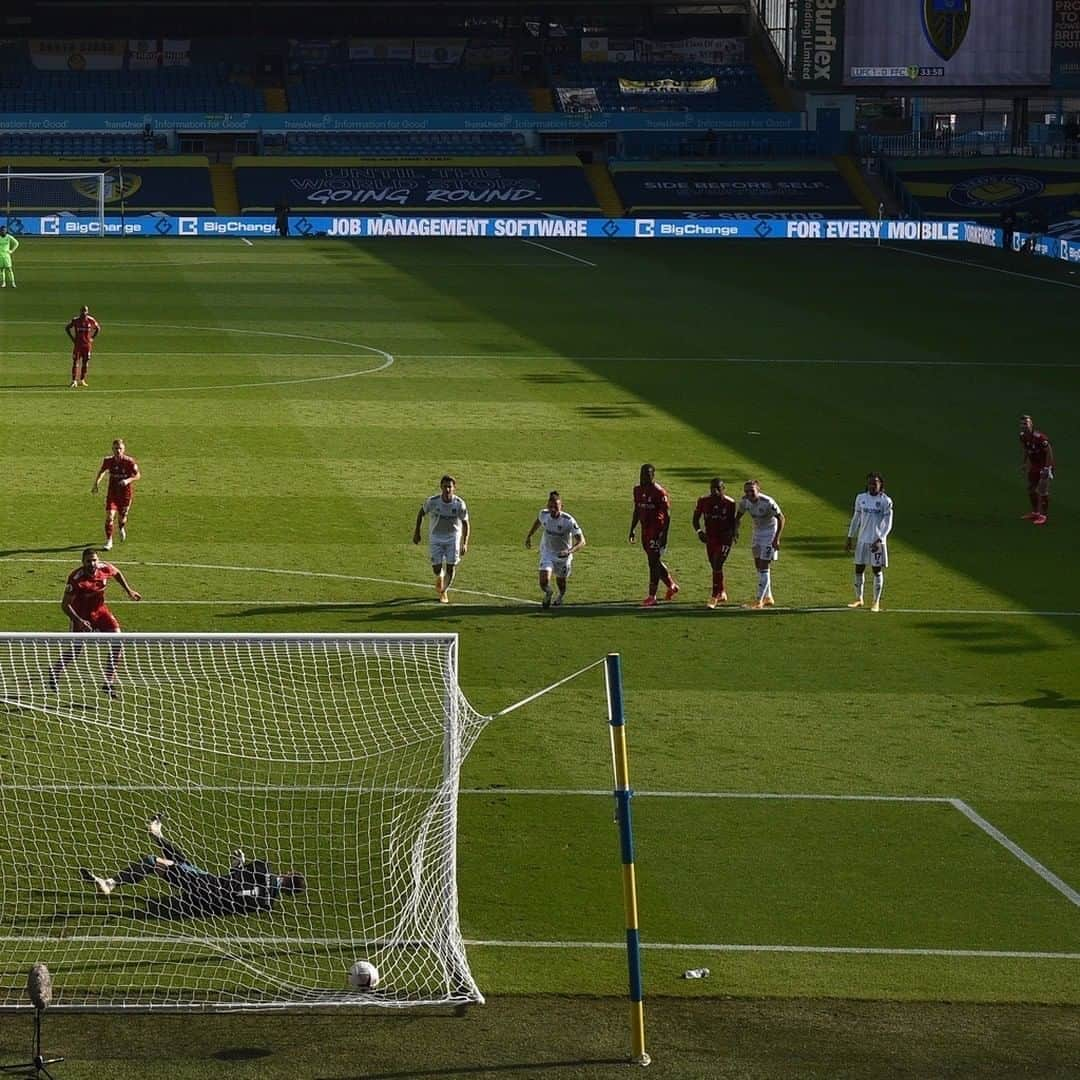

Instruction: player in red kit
[693,477,738,608]
[92,438,140,550]
[48,548,142,697]
[1019,414,1055,526]
[629,463,678,607]
[66,305,101,387]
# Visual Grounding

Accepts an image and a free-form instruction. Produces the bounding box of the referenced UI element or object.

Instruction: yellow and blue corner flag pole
[604,653,651,1067]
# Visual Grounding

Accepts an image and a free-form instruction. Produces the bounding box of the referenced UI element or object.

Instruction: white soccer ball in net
[348,960,380,990]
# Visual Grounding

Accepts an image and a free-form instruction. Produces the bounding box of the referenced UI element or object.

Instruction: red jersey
[695,493,738,540]
[65,562,118,617]
[100,454,139,497]
[68,314,100,349]
[1021,429,1051,468]
[633,482,670,533]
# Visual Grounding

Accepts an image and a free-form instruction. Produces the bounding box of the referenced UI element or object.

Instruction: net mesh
[3,173,106,230]
[0,633,488,1010]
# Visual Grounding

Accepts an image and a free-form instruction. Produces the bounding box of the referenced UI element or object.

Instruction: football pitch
[0,236,1078,1077]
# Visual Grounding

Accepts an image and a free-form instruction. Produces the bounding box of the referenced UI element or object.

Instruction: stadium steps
[749,31,795,111]
[833,155,883,217]
[530,88,553,113]
[263,87,288,112]
[210,163,240,214]
[585,164,624,217]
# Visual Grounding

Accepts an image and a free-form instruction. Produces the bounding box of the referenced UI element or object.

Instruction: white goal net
[0,633,488,1010]
[3,171,106,233]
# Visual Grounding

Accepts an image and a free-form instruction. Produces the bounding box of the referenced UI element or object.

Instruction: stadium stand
[609,159,864,218]
[0,134,166,156]
[617,130,821,160]
[883,157,1080,225]
[287,62,533,113]
[0,64,262,113]
[283,132,538,157]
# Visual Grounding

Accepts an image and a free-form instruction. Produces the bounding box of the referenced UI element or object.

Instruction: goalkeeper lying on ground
[80,815,306,917]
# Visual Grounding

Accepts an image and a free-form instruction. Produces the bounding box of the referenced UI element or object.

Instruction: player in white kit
[412,474,470,603]
[734,480,785,609]
[845,472,893,613]
[524,491,586,608]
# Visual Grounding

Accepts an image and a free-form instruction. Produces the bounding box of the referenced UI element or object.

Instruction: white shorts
[751,530,779,562]
[539,552,573,578]
[854,540,888,569]
[429,536,461,567]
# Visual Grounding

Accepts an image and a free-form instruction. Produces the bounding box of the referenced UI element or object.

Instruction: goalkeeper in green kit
[0,225,18,288]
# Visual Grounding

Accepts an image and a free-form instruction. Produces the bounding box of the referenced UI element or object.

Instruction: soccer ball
[348,960,380,990]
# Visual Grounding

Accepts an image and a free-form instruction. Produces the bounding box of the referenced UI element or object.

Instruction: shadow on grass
[0,543,97,557]
[321,1059,628,1080]
[977,688,1080,709]
[915,619,1059,654]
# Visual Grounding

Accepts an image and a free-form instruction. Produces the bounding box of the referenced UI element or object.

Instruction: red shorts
[72,606,120,633]
[1027,467,1046,488]
[706,539,733,564]
[105,491,133,513]
[641,531,666,556]
[72,346,92,360]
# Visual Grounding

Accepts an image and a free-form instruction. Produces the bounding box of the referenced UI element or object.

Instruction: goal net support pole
[604,653,650,1068]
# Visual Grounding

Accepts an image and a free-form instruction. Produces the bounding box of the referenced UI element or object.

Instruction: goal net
[3,171,106,233]
[0,633,489,1010]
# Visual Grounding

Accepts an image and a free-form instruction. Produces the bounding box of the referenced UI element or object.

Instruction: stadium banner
[793,0,846,87]
[29,38,125,71]
[844,0,1053,86]
[464,40,514,67]
[637,38,746,63]
[0,111,804,133]
[580,37,636,62]
[348,38,413,61]
[232,156,599,212]
[161,39,191,67]
[1052,0,1080,88]
[128,39,160,70]
[6,213,975,240]
[557,87,601,112]
[290,39,344,65]
[610,161,861,212]
[618,77,718,94]
[414,39,467,65]
[0,156,215,212]
[889,158,1080,223]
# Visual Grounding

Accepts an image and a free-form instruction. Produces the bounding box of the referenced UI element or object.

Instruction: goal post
[3,169,107,234]
[0,632,486,1010]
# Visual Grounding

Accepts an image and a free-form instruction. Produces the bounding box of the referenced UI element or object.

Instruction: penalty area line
[882,243,1080,290]
[521,239,597,268]
[240,238,254,247]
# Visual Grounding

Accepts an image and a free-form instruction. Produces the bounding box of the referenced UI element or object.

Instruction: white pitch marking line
[395,353,1080,369]
[3,592,1080,618]
[466,940,1080,960]
[521,239,597,267]
[240,238,254,248]
[950,799,1080,908]
[883,243,1080,290]
[0,557,539,607]
[0,786,952,801]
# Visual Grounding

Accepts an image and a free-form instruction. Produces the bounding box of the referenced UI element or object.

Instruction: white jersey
[738,493,783,534]
[848,491,893,546]
[537,509,583,558]
[422,494,469,539]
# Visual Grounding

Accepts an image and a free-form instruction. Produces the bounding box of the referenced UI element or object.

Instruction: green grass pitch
[0,236,1077,1077]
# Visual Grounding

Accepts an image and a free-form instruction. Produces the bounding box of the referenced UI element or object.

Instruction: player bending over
[48,548,141,697]
[66,304,101,387]
[693,478,738,608]
[79,815,306,918]
[629,464,678,607]
[413,474,470,603]
[735,480,784,609]
[845,472,893,613]
[92,438,140,550]
[525,490,586,608]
